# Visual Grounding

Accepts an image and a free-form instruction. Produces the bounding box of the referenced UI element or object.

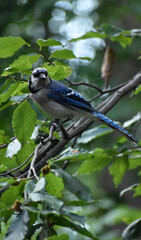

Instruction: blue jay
[28,67,137,143]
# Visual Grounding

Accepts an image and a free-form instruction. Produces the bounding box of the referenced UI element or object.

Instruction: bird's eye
[33,73,38,78]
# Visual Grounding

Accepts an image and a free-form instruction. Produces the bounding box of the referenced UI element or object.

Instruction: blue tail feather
[92,111,137,143]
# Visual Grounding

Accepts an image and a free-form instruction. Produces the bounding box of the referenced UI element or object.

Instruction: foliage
[0,1,141,240]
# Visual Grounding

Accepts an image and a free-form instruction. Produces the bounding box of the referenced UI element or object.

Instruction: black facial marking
[32,68,48,78]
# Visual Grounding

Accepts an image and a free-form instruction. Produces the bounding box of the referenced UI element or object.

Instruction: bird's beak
[39,73,47,80]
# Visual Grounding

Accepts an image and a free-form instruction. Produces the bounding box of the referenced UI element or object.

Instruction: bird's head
[29,68,51,93]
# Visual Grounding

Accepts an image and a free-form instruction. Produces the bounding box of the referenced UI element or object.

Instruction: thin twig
[26,123,57,179]
[30,43,53,65]
[0,152,34,177]
[0,75,27,82]
[66,79,102,93]
[12,95,30,105]
[0,137,16,149]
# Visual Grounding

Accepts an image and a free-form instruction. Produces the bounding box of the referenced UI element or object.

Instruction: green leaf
[51,49,76,59]
[0,81,20,105]
[0,100,12,111]
[47,234,69,240]
[37,38,62,47]
[0,37,28,58]
[100,23,132,48]
[42,61,72,80]
[134,184,141,197]
[5,210,29,240]
[70,24,132,48]
[128,150,141,169]
[1,156,19,171]
[22,205,57,216]
[77,126,113,144]
[109,154,129,186]
[33,177,46,193]
[53,167,91,201]
[25,179,36,195]
[26,180,64,211]
[62,210,85,224]
[0,78,12,94]
[0,130,9,145]
[111,34,132,48]
[16,141,34,165]
[45,172,64,198]
[12,101,37,144]
[134,85,141,95]
[77,148,111,174]
[29,193,63,212]
[66,199,96,206]
[11,94,30,103]
[70,30,106,42]
[48,215,98,240]
[100,23,123,37]
[1,181,25,208]
[3,54,41,75]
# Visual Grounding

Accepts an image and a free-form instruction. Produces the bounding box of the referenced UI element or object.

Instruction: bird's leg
[61,117,73,124]
[50,118,69,139]
[50,119,60,131]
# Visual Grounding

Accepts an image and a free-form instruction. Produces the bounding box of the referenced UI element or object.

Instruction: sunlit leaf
[134,184,141,197]
[12,101,37,144]
[51,49,76,59]
[109,154,128,186]
[42,61,72,80]
[129,150,141,169]
[3,54,41,75]
[45,172,64,198]
[0,37,28,58]
[70,30,106,42]
[47,233,69,240]
[70,24,132,48]
[1,182,25,208]
[77,148,111,174]
[37,38,62,47]
[134,85,141,95]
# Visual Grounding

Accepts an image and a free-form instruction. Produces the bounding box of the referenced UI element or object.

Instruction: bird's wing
[47,81,94,113]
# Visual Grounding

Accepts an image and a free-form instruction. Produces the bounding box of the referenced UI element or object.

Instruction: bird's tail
[92,111,137,143]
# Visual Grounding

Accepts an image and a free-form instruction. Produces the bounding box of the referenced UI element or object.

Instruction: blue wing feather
[47,79,94,112]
